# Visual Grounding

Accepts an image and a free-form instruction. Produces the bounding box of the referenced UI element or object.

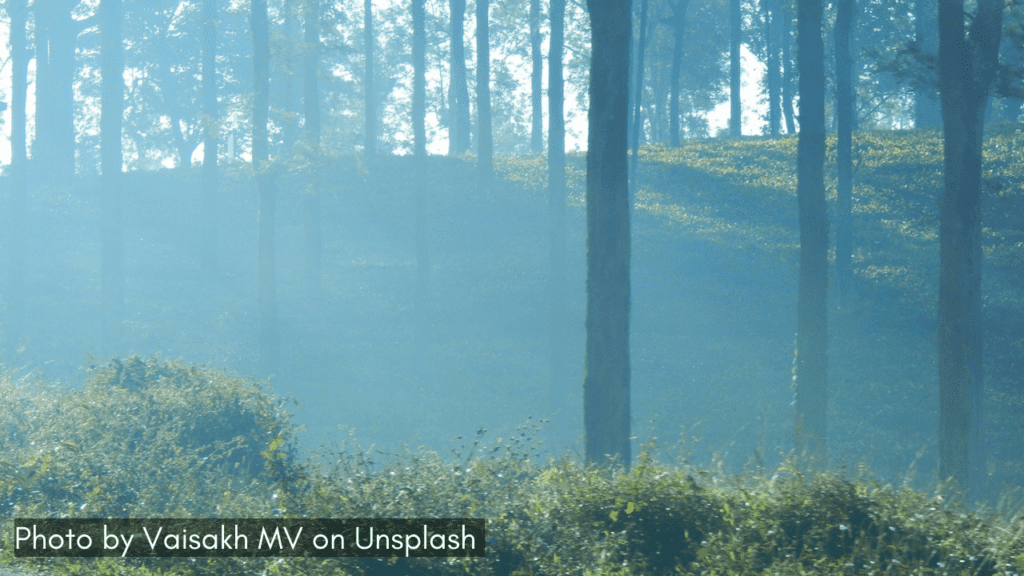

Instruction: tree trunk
[584,0,632,468]
[530,0,543,153]
[794,0,828,465]
[449,0,471,154]
[763,0,781,136]
[35,0,77,181]
[780,0,796,134]
[201,0,219,281]
[101,0,124,353]
[729,0,742,136]
[413,0,431,364]
[668,0,688,146]
[280,0,300,154]
[8,0,28,341]
[548,0,570,435]
[630,0,649,182]
[915,0,941,128]
[937,0,1001,495]
[364,0,376,159]
[477,0,493,174]
[305,0,323,302]
[253,0,278,377]
[835,0,854,299]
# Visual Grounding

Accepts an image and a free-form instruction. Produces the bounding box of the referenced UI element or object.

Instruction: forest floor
[1,129,1022,502]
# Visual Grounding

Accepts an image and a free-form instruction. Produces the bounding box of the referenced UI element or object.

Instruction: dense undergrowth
[1,358,1024,575]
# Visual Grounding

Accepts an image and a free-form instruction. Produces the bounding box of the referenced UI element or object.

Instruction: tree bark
[253,0,278,377]
[780,0,796,134]
[835,0,855,299]
[584,0,632,468]
[530,0,543,153]
[763,0,781,136]
[101,0,124,353]
[937,0,1001,494]
[794,0,828,465]
[449,0,471,154]
[36,0,77,180]
[729,0,742,136]
[476,0,493,174]
[201,0,219,281]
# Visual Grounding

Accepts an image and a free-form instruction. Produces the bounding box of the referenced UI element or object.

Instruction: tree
[835,0,855,298]
[530,0,543,153]
[936,0,1002,494]
[100,0,125,352]
[547,0,570,434]
[667,0,690,146]
[201,0,219,281]
[762,0,781,136]
[477,0,493,174]
[8,0,28,341]
[584,0,632,467]
[34,0,80,180]
[793,0,828,463]
[253,0,279,377]
[305,0,323,300]
[630,0,650,181]
[364,0,376,158]
[413,0,431,361]
[780,0,796,134]
[914,0,941,128]
[729,0,742,136]
[449,0,471,154]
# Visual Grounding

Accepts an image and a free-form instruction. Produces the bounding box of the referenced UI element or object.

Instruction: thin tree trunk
[630,0,649,182]
[763,0,780,136]
[668,0,688,146]
[449,0,471,154]
[305,0,323,301]
[253,0,278,377]
[794,0,828,465]
[584,0,631,468]
[100,0,124,353]
[729,0,742,136]
[364,0,376,159]
[413,0,430,365]
[477,0,493,174]
[530,0,543,153]
[780,0,796,134]
[835,0,854,299]
[915,0,941,128]
[548,0,569,432]
[937,0,1001,494]
[201,0,219,281]
[9,0,28,341]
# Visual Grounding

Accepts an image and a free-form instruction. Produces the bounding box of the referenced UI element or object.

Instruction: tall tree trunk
[477,0,493,174]
[530,0,543,153]
[201,0,219,281]
[9,0,28,341]
[630,0,649,182]
[835,0,854,299]
[915,0,941,128]
[34,0,77,181]
[305,0,323,301]
[668,0,688,146]
[413,0,431,364]
[34,3,51,170]
[364,0,376,159]
[794,0,828,464]
[547,0,570,435]
[253,0,278,377]
[729,0,742,136]
[763,0,781,136]
[100,0,124,353]
[780,0,796,134]
[584,0,631,468]
[449,0,471,154]
[280,0,300,154]
[937,0,1001,495]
